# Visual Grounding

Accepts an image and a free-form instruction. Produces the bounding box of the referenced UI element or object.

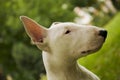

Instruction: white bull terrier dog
[20,16,107,80]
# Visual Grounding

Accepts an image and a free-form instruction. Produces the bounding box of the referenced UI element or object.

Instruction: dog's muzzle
[99,30,107,39]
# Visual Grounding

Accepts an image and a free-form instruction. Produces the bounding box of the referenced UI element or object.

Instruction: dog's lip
[81,46,101,54]
[81,50,92,54]
[81,49,97,54]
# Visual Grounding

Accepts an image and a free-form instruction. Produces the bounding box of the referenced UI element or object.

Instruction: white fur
[20,16,107,80]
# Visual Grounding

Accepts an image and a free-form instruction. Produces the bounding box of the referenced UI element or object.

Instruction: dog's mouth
[81,49,98,54]
[81,50,92,54]
[81,46,101,54]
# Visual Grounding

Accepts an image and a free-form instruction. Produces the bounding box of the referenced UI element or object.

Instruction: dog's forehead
[50,22,81,29]
[49,22,95,33]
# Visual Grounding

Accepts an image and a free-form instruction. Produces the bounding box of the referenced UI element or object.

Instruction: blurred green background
[0,0,120,80]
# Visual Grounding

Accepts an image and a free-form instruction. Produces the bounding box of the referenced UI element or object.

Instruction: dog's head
[20,16,107,59]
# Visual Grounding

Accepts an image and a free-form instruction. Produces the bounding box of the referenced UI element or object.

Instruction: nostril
[99,30,107,38]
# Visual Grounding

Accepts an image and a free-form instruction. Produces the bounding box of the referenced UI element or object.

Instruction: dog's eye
[65,30,71,34]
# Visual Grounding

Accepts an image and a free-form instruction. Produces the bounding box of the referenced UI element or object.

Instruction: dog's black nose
[99,30,107,39]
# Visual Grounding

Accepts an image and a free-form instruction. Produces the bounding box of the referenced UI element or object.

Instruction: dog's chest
[46,65,99,80]
[47,73,98,80]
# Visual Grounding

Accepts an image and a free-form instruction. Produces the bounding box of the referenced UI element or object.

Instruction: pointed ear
[20,16,47,44]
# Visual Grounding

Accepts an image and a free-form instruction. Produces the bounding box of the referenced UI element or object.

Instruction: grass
[79,12,120,80]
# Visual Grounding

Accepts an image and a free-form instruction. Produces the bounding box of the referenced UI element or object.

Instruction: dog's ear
[20,16,49,51]
[20,16,47,43]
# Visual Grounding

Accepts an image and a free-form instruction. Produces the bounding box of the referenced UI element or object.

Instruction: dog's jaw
[42,51,100,80]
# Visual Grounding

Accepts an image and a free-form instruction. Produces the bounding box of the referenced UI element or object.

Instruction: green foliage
[92,12,112,27]
[79,12,120,80]
[40,74,47,80]
[68,0,98,7]
[0,0,75,80]
[12,43,44,80]
[112,0,120,10]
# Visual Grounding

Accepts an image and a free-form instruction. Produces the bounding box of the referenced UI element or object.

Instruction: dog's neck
[42,51,80,80]
[42,51,99,80]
